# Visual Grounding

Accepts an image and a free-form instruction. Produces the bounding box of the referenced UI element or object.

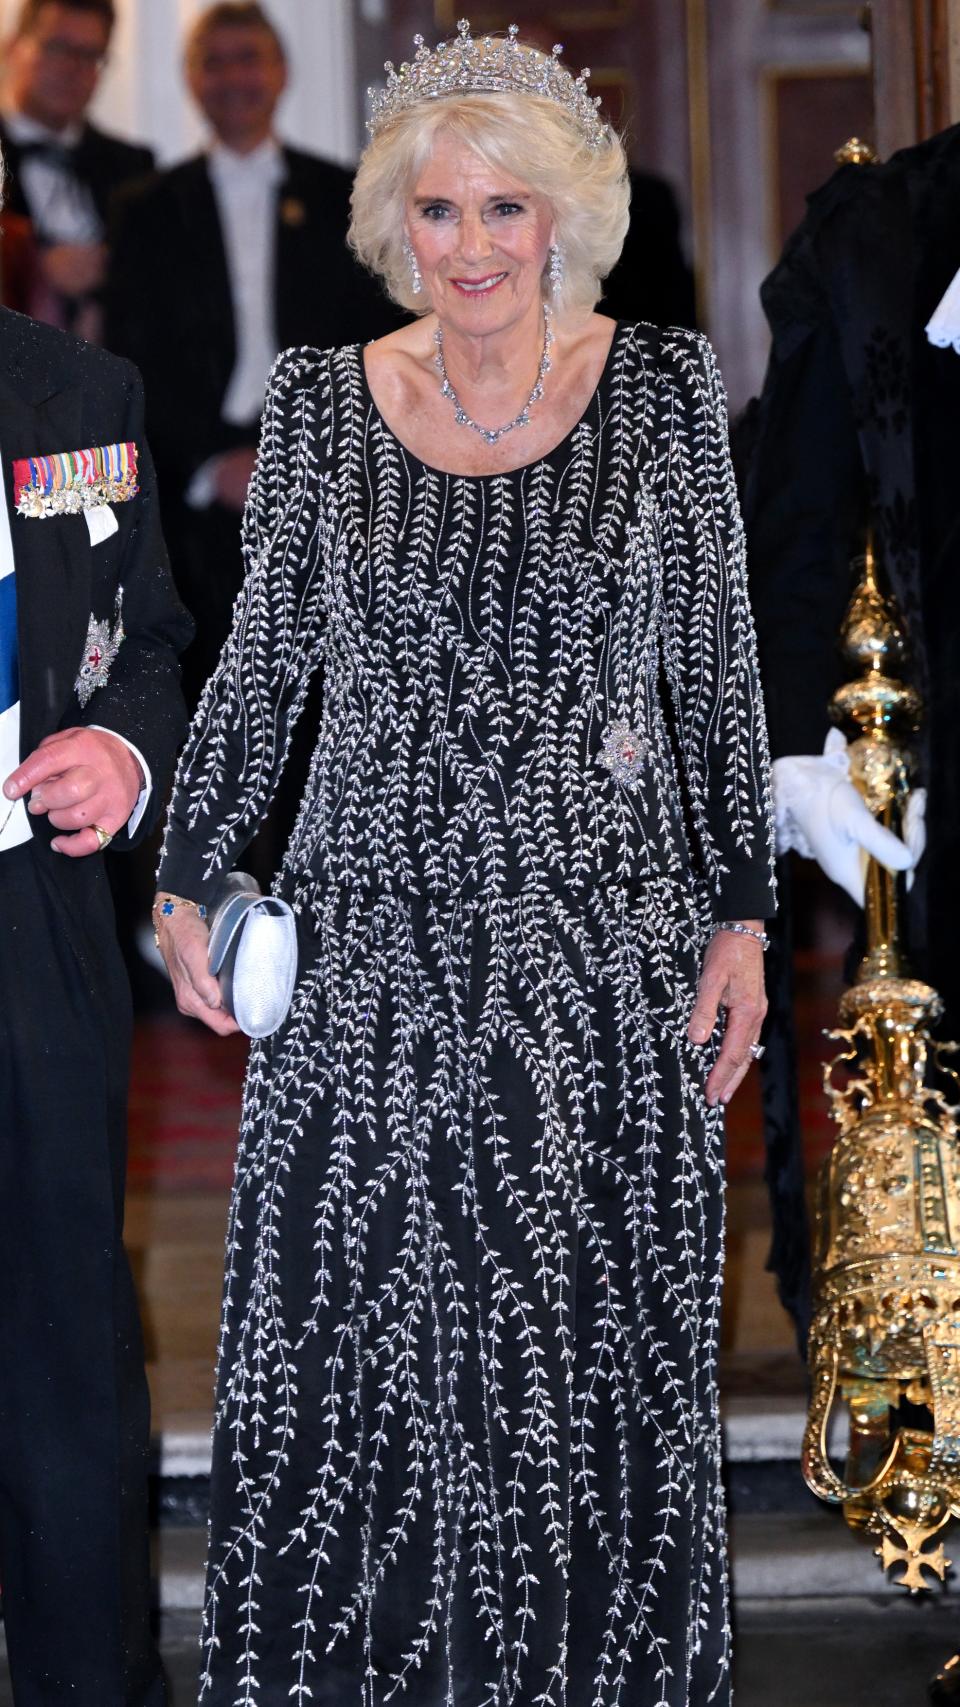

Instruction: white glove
[903,787,927,890]
[772,729,919,907]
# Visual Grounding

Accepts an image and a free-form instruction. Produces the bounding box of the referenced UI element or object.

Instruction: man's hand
[154,897,240,1037]
[773,730,916,906]
[40,241,107,299]
[3,726,143,856]
[213,446,258,512]
[687,925,767,1107]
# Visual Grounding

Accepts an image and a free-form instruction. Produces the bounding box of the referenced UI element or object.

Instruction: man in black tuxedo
[0,0,153,339]
[107,0,402,709]
[0,204,192,1698]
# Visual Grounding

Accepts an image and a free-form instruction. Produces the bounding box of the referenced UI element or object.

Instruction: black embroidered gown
[159,322,776,1707]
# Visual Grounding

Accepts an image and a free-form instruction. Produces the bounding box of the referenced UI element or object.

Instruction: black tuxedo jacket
[106,145,405,491]
[0,308,192,881]
[0,117,154,235]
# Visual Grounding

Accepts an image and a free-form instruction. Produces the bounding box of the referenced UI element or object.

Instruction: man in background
[0,0,153,339]
[108,0,402,711]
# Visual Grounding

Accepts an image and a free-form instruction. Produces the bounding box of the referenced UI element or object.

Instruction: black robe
[743,124,960,1338]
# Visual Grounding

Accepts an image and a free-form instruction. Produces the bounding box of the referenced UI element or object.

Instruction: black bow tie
[15,138,77,167]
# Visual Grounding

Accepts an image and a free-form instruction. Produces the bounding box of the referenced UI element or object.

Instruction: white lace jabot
[926,265,960,353]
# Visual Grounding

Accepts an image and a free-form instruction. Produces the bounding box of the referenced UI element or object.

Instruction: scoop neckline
[356,320,625,482]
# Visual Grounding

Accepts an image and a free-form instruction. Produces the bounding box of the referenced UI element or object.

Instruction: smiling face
[186,22,287,154]
[406,130,555,336]
[7,2,111,132]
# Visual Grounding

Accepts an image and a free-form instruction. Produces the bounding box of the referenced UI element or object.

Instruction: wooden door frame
[870,0,960,155]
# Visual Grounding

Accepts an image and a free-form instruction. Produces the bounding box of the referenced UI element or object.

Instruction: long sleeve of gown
[657,329,776,920]
[158,349,330,903]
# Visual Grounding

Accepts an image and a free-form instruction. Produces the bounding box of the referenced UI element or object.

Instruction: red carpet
[127,1017,247,1194]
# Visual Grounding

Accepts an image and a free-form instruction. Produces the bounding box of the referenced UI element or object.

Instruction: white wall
[0,0,359,165]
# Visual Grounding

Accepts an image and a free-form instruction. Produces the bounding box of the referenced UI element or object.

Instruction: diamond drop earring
[403,238,423,296]
[548,243,565,299]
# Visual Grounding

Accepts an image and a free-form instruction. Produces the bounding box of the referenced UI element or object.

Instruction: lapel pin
[280,196,307,228]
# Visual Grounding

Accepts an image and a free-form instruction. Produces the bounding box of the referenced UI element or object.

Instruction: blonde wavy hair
[349,86,631,318]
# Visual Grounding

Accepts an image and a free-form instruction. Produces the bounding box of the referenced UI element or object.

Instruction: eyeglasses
[37,39,108,72]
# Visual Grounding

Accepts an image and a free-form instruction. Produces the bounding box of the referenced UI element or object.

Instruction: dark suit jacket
[0,307,192,883]
[0,117,154,236]
[600,169,697,331]
[106,145,404,491]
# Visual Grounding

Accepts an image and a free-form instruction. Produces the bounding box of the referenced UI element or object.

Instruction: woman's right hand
[154,897,241,1036]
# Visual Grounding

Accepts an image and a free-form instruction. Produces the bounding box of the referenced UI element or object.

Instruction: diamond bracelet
[713,921,770,951]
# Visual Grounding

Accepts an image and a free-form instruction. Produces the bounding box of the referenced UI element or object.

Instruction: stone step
[7,1600,953,1707]
[730,1511,948,1601]
[723,1394,848,1463]
[152,1393,843,1483]
[155,1527,207,1613]
[155,1507,941,1613]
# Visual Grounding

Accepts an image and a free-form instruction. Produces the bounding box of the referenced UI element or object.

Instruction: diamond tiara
[367,20,609,151]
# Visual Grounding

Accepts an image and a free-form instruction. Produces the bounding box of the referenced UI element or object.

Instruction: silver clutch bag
[207,871,298,1040]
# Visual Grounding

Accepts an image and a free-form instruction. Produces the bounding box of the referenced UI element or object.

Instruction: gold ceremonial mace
[801,535,960,1591]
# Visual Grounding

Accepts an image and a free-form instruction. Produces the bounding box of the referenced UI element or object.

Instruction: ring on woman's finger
[749,1042,765,1061]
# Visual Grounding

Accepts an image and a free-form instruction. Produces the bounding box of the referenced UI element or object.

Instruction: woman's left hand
[687,924,768,1107]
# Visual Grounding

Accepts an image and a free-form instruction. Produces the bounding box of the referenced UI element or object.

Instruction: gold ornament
[802,535,960,1589]
[834,136,879,167]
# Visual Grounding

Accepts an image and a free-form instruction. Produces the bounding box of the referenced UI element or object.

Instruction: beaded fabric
[159,322,775,1706]
[368,20,609,150]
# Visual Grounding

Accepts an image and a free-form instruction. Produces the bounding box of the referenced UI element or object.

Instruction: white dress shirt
[0,448,151,852]
[1,109,102,244]
[210,136,285,427]
[186,137,286,511]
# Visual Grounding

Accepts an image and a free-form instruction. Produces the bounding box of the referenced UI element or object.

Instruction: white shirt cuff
[185,456,221,511]
[89,725,152,836]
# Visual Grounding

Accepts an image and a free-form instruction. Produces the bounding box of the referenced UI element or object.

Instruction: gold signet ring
[93,824,113,852]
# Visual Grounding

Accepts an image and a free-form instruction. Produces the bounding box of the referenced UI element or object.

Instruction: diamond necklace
[433,305,554,447]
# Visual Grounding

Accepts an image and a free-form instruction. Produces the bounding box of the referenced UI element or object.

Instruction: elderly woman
[156,23,774,1707]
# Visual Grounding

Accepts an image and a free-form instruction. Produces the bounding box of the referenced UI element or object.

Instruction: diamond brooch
[599,719,649,790]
